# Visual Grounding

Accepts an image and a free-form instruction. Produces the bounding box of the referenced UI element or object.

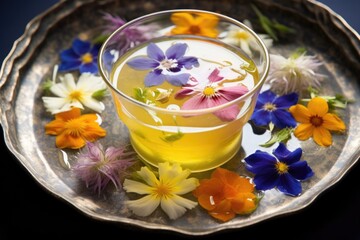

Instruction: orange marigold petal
[322,113,346,131]
[307,97,328,117]
[294,123,314,141]
[209,211,235,222]
[289,104,310,123]
[45,119,66,135]
[209,199,234,222]
[55,133,86,149]
[312,127,332,146]
[56,108,81,121]
[231,192,257,214]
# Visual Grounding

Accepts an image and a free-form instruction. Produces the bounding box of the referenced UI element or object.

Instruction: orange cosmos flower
[289,97,346,146]
[45,108,106,149]
[170,12,219,38]
[193,168,258,222]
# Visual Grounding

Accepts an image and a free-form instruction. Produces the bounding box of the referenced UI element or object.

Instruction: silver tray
[0,0,359,235]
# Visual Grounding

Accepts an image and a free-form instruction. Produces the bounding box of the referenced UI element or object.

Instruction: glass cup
[98,9,269,172]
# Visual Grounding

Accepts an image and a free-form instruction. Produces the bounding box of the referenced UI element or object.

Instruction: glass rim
[98,9,270,115]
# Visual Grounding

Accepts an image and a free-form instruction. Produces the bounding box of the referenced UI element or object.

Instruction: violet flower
[127,42,199,86]
[250,90,298,129]
[72,141,136,195]
[244,143,314,196]
[175,68,249,121]
[58,38,100,74]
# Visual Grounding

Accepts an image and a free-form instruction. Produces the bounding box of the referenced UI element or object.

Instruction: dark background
[0,1,359,239]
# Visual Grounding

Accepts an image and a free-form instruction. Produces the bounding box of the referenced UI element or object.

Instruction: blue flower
[244,143,313,196]
[59,38,100,74]
[127,42,199,87]
[251,90,298,129]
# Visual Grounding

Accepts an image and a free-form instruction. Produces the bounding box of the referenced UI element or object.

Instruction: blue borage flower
[244,143,314,196]
[126,42,199,87]
[251,90,298,129]
[59,38,101,74]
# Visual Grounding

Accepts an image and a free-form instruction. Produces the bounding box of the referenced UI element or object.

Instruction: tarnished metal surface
[0,0,359,235]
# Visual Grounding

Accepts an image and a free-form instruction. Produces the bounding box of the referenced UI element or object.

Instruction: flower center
[189,25,201,34]
[69,90,83,101]
[235,31,250,40]
[160,59,177,69]
[64,118,85,137]
[81,53,93,64]
[275,162,289,174]
[310,115,323,127]
[203,86,216,97]
[263,103,277,111]
[154,183,171,198]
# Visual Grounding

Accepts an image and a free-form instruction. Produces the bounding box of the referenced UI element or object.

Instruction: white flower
[123,162,199,220]
[42,72,107,114]
[222,20,273,57]
[266,52,325,95]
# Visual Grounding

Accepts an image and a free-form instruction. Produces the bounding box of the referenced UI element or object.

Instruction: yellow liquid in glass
[111,36,259,172]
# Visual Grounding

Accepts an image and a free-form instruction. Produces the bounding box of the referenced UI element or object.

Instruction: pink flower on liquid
[175,68,249,121]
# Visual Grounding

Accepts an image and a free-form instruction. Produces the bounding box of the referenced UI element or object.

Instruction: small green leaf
[161,131,184,143]
[260,128,293,147]
[92,88,108,100]
[42,79,54,94]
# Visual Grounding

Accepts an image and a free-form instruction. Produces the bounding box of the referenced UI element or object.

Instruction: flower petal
[289,104,311,123]
[250,109,271,126]
[81,97,105,113]
[218,85,249,101]
[72,38,91,56]
[207,68,223,83]
[277,174,302,196]
[322,113,346,131]
[147,42,165,61]
[123,179,153,194]
[293,123,314,140]
[307,97,328,117]
[161,195,197,220]
[127,57,159,70]
[136,166,159,187]
[257,90,276,105]
[273,143,302,165]
[253,172,279,191]
[312,126,332,146]
[126,195,160,217]
[273,92,299,108]
[177,56,199,69]
[144,71,167,86]
[213,104,240,121]
[271,110,297,129]
[79,63,98,74]
[58,61,81,72]
[60,49,80,61]
[166,73,190,86]
[165,43,187,60]
[288,161,314,181]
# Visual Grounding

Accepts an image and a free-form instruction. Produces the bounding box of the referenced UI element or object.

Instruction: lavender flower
[127,42,199,86]
[72,141,136,195]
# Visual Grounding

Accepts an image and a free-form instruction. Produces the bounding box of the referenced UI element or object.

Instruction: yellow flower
[170,12,219,38]
[289,97,346,146]
[123,162,199,220]
[45,108,106,149]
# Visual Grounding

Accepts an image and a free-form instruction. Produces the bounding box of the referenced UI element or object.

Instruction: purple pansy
[244,143,314,196]
[251,90,298,129]
[175,68,249,121]
[72,141,136,195]
[127,42,199,87]
[59,38,101,74]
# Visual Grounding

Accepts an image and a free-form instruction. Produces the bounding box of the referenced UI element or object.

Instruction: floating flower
[45,108,106,149]
[266,51,325,95]
[123,162,199,220]
[58,38,101,74]
[244,143,314,196]
[72,141,136,195]
[127,42,199,87]
[175,68,249,121]
[170,12,219,38]
[42,72,107,114]
[289,97,346,146]
[222,20,273,57]
[250,90,298,129]
[193,168,258,222]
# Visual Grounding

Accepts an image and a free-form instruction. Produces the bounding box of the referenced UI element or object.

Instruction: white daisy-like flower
[266,52,326,95]
[42,72,107,114]
[222,20,273,57]
[123,162,199,220]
